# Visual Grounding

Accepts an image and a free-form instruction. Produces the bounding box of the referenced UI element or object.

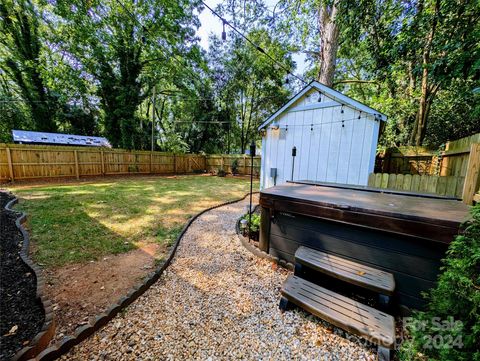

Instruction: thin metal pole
[227,123,230,154]
[291,146,297,181]
[291,157,295,181]
[248,141,255,241]
[151,86,156,152]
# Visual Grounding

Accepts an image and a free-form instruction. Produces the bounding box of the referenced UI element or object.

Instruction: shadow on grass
[12,175,258,268]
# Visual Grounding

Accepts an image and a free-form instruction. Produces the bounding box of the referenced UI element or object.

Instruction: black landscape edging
[235,205,294,271]
[2,195,56,361]
[32,191,258,361]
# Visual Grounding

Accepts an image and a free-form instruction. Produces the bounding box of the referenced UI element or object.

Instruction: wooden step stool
[294,246,395,307]
[280,275,395,360]
[280,246,397,360]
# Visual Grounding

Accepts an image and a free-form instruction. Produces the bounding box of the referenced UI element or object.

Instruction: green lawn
[9,175,258,268]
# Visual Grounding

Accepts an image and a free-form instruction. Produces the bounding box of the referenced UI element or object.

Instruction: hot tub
[259,181,470,310]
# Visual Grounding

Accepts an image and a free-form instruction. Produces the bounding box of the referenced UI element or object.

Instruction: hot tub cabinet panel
[260,182,470,310]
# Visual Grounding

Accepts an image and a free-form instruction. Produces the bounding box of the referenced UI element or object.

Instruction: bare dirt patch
[43,243,164,343]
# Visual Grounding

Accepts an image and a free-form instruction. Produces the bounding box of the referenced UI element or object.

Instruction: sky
[196,0,308,75]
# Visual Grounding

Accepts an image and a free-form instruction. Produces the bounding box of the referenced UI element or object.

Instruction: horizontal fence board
[0,143,261,181]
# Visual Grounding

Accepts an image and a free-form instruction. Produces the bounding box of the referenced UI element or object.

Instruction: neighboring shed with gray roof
[12,130,111,147]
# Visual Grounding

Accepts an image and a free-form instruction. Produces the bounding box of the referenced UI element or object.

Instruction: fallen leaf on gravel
[5,325,18,336]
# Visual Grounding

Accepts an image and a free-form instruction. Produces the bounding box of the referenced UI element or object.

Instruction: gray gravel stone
[62,196,375,360]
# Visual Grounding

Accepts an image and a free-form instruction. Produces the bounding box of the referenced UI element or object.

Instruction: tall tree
[317,0,341,86]
[405,0,479,145]
[54,0,202,149]
[273,0,346,87]
[209,28,292,153]
[358,0,479,146]
[0,0,59,132]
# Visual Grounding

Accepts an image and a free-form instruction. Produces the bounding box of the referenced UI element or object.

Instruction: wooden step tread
[295,246,395,295]
[281,275,395,348]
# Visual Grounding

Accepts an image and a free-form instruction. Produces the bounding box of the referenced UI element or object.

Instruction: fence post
[74,150,80,179]
[101,150,105,175]
[462,143,480,205]
[243,155,246,175]
[173,154,177,175]
[382,148,392,173]
[6,147,14,182]
[220,155,224,171]
[150,152,153,174]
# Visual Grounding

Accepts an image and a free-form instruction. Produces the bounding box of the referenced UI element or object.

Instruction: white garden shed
[259,81,386,189]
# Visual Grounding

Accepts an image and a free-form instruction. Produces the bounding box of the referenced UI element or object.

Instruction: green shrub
[241,213,261,233]
[127,164,139,172]
[231,159,239,175]
[399,204,480,361]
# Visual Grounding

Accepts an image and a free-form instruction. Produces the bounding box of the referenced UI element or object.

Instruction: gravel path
[64,196,375,360]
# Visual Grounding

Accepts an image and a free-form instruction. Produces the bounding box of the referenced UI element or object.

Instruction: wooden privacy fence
[375,146,438,175]
[368,173,464,198]
[369,133,480,204]
[0,143,261,182]
[206,155,261,176]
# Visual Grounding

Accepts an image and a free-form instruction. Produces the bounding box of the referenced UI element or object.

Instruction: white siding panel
[358,116,375,185]
[370,118,380,173]
[297,109,314,181]
[346,110,365,185]
[275,116,287,185]
[335,108,355,184]
[307,108,321,180]
[282,112,294,184]
[260,136,266,189]
[263,129,270,189]
[266,128,275,188]
[270,126,280,188]
[316,106,332,182]
[326,106,341,182]
[292,110,303,181]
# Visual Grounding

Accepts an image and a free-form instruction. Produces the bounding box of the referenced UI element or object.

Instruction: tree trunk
[410,0,440,146]
[317,0,341,87]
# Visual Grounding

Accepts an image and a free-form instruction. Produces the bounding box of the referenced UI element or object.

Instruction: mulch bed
[0,192,44,360]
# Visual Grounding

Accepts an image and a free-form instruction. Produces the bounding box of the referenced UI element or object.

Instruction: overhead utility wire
[115,0,298,107]
[200,1,308,85]
[0,93,287,103]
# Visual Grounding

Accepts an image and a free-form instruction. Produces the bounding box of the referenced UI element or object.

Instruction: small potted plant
[240,213,261,242]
